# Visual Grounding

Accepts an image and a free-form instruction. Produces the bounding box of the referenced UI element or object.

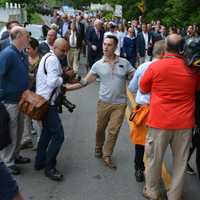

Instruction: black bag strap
[43,53,54,75]
[43,53,58,103]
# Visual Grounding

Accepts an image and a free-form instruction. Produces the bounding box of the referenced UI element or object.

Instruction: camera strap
[43,53,58,103]
[43,53,54,75]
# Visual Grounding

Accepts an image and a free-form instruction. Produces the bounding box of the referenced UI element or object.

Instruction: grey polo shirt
[89,57,134,104]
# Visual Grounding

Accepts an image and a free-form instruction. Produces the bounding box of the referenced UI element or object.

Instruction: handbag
[129,104,149,126]
[18,54,56,120]
[0,103,11,150]
[18,90,49,120]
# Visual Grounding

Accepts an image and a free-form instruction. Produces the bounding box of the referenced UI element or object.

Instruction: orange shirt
[140,53,200,129]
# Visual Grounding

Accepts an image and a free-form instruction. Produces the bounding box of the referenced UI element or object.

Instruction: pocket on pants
[145,137,154,160]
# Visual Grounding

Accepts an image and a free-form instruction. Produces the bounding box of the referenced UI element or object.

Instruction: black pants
[188,128,200,177]
[134,144,145,171]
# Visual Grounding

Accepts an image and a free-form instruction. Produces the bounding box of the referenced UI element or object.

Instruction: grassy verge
[30,13,43,24]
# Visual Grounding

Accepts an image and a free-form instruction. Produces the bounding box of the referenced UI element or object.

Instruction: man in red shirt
[140,34,200,200]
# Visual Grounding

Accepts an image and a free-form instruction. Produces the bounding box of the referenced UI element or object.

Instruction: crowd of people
[0,10,200,200]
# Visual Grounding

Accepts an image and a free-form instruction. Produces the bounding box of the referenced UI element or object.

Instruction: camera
[184,37,200,70]
[55,67,82,113]
[56,86,76,113]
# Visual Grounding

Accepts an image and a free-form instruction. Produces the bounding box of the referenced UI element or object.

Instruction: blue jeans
[0,160,18,200]
[35,106,64,170]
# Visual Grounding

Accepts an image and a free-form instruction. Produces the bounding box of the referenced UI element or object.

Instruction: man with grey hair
[86,19,104,69]
[140,34,200,200]
[0,26,30,175]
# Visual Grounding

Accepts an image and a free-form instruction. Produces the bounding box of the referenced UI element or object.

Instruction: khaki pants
[67,48,80,73]
[96,100,127,157]
[145,128,192,200]
[22,115,32,144]
[0,104,24,167]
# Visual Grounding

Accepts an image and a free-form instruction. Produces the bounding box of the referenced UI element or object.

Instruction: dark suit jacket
[86,27,104,59]
[0,38,10,51]
[76,22,85,43]
[59,21,70,37]
[136,32,152,57]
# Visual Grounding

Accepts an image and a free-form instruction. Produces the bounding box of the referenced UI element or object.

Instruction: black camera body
[184,37,200,70]
[55,86,76,113]
[55,66,81,113]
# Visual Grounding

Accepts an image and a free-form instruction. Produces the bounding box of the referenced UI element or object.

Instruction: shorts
[0,161,19,200]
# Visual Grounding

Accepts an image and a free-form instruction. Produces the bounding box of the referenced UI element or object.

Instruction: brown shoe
[143,187,158,200]
[102,156,117,170]
[95,148,102,158]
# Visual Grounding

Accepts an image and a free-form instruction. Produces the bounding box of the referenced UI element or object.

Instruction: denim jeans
[35,106,64,170]
[134,144,145,171]
[0,160,18,200]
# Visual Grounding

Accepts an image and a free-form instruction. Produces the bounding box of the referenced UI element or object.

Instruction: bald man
[0,26,30,175]
[140,34,200,200]
[35,38,68,181]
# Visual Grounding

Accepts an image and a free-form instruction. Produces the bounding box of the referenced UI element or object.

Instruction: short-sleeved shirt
[90,57,134,104]
[140,53,200,129]
[128,61,151,105]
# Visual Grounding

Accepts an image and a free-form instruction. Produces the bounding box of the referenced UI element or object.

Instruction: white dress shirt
[36,52,63,105]
[62,22,69,37]
[142,32,149,50]
[69,31,77,48]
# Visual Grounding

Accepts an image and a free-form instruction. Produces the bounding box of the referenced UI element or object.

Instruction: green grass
[30,13,43,24]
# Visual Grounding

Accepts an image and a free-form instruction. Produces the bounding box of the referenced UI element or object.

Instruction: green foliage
[1,0,199,27]
[29,13,43,24]
[102,11,113,20]
[143,0,200,27]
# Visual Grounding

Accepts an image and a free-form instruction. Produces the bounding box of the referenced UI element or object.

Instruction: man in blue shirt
[128,40,165,183]
[0,26,30,175]
[0,20,20,51]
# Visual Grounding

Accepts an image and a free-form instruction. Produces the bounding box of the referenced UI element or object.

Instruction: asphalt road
[15,60,200,200]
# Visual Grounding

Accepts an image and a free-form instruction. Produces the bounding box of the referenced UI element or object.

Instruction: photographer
[34,38,69,181]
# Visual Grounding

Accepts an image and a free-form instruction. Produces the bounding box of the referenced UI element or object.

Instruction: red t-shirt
[140,53,200,129]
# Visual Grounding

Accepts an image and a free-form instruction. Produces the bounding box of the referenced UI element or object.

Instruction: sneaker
[15,156,31,164]
[186,163,196,175]
[20,141,33,150]
[8,165,21,175]
[135,170,145,182]
[45,168,64,181]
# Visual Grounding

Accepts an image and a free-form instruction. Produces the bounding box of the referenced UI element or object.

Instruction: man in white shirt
[35,38,68,181]
[136,23,153,64]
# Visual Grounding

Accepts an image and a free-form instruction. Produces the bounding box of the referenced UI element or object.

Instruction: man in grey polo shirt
[65,35,134,169]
